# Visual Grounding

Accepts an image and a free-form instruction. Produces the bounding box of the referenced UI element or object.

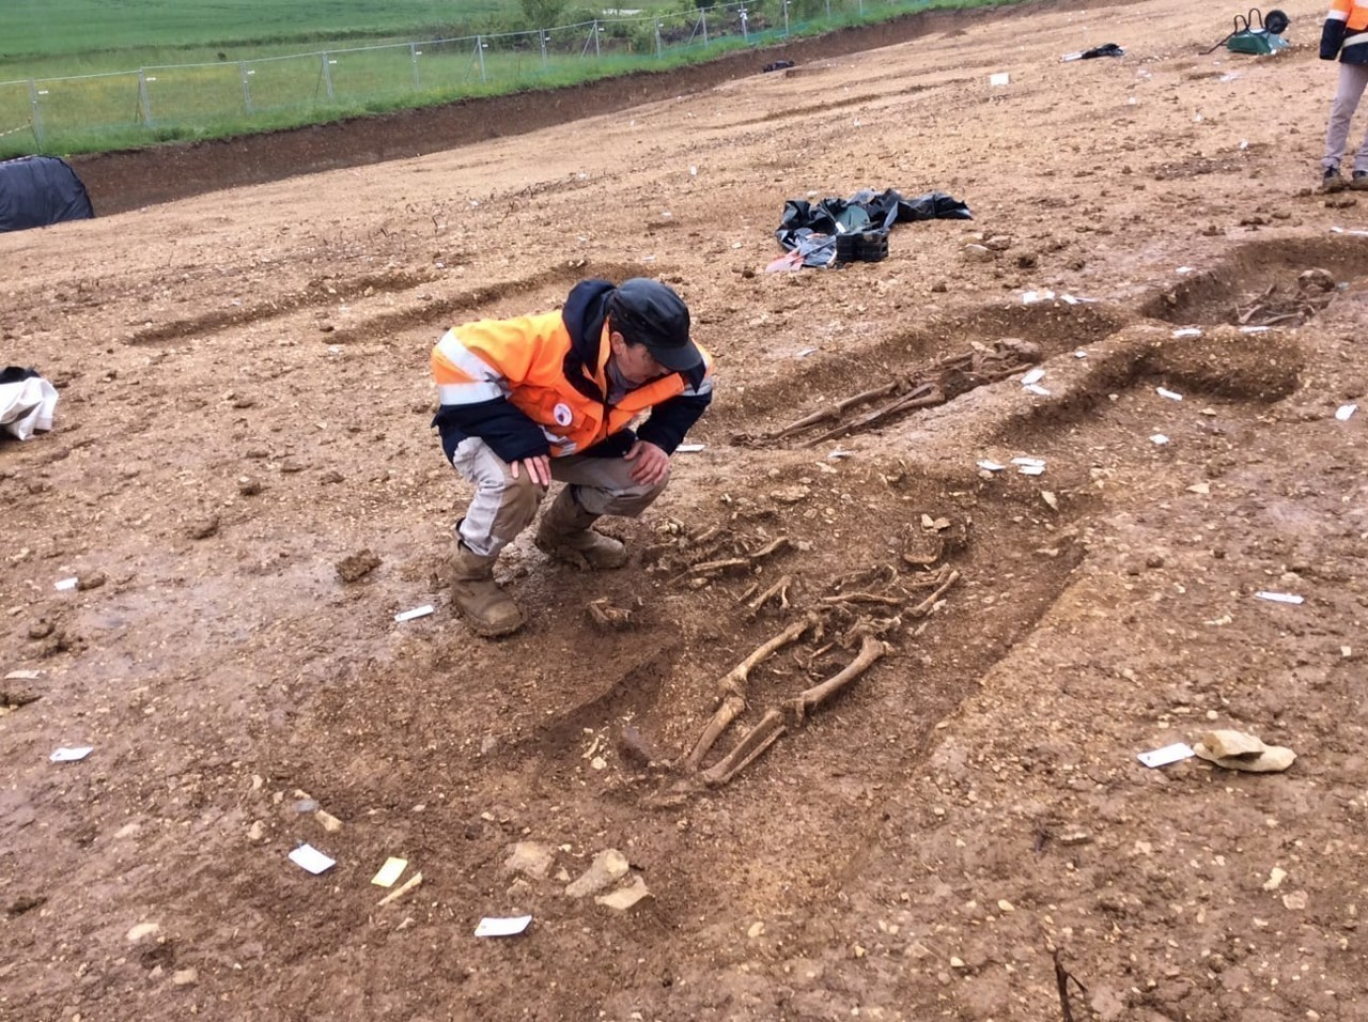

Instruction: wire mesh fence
[0,0,937,157]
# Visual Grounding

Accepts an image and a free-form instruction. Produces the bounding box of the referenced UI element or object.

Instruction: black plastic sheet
[774,188,972,268]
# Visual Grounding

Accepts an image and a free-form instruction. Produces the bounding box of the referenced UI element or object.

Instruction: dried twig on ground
[1052,948,1087,1022]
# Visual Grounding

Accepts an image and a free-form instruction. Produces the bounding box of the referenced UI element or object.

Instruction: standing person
[1321,0,1368,191]
[431,277,714,637]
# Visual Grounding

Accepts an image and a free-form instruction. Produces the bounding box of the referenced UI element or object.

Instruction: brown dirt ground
[3,0,1368,1020]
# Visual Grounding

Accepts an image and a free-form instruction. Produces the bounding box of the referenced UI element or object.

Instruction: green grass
[0,0,1013,160]
[2,0,504,61]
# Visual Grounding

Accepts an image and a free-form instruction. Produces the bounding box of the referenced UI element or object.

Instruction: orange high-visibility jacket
[431,281,713,464]
[1323,0,1368,61]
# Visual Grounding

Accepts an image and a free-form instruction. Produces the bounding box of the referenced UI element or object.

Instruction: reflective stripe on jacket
[431,309,713,461]
[1323,0,1368,62]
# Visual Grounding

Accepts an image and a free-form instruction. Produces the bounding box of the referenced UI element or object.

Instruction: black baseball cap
[609,278,701,372]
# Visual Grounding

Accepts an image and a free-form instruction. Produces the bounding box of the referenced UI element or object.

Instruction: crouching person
[431,277,714,637]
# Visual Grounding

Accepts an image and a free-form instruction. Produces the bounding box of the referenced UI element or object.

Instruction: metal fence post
[410,42,421,90]
[476,36,486,82]
[701,9,708,45]
[137,69,153,126]
[540,29,549,69]
[825,0,831,17]
[321,53,335,100]
[239,62,254,114]
[593,20,601,59]
[28,80,45,149]
[656,22,663,58]
[784,0,790,35]
[740,9,749,42]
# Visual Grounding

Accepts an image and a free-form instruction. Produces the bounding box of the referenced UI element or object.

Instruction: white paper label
[1255,591,1304,605]
[475,915,533,937]
[289,844,336,874]
[50,746,93,763]
[1137,742,1195,768]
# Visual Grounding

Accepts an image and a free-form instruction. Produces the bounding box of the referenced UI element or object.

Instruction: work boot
[1321,166,1347,193]
[450,541,525,637]
[534,488,628,570]
[1352,170,1368,191]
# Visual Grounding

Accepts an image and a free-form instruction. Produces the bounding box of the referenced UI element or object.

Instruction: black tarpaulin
[774,188,972,268]
[0,156,95,233]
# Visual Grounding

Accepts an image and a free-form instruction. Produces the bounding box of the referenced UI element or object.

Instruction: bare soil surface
[4,1,1368,1020]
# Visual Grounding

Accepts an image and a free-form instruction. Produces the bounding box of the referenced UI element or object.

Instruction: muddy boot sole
[452,588,525,637]
[462,609,525,638]
[533,533,627,571]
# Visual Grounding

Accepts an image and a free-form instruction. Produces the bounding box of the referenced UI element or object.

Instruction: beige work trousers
[1324,61,1368,173]
[449,437,669,557]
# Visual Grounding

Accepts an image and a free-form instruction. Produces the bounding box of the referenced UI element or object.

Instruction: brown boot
[534,488,628,570]
[450,541,525,637]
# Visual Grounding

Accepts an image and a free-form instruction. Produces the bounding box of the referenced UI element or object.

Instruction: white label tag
[475,915,532,937]
[1255,591,1304,605]
[50,746,94,763]
[289,844,336,874]
[1137,742,1195,768]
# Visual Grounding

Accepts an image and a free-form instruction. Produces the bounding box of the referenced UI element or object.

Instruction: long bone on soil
[683,614,818,770]
[909,568,960,618]
[698,633,888,788]
[672,535,792,586]
[800,383,945,447]
[760,339,1041,447]
[743,573,793,617]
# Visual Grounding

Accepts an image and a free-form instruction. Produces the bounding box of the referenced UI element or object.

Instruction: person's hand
[625,441,670,486]
[510,454,552,487]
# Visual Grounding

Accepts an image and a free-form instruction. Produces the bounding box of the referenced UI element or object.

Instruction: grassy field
[0,0,986,159]
[3,0,503,61]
